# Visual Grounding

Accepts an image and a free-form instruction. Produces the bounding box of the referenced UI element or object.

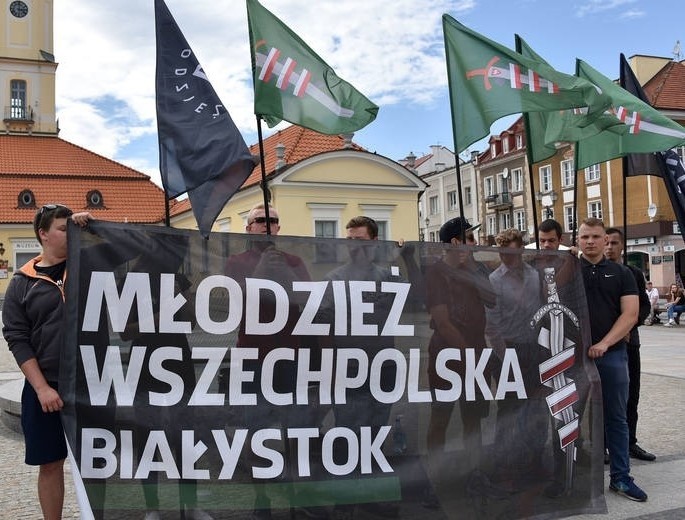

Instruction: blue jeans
[667,304,685,320]
[595,345,630,484]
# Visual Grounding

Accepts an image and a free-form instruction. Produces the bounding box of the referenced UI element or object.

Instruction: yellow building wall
[201,154,422,241]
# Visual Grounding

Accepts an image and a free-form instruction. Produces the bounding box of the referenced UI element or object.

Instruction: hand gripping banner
[61,222,605,519]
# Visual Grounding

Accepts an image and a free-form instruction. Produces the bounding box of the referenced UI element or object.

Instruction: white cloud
[53,0,475,182]
[576,0,637,17]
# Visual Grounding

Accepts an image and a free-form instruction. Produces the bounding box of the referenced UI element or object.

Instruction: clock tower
[1,0,58,134]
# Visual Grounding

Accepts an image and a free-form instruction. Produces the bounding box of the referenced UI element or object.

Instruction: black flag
[155,0,256,237]
[620,53,685,241]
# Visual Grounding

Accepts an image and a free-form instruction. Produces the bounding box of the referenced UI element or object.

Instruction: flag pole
[443,22,467,243]
[519,112,541,248]
[514,36,540,249]
[164,195,171,228]
[255,115,272,236]
[619,59,630,265]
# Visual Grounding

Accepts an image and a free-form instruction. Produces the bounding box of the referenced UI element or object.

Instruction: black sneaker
[609,479,647,502]
[630,444,656,461]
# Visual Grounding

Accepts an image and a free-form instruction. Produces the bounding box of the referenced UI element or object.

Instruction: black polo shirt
[580,256,638,348]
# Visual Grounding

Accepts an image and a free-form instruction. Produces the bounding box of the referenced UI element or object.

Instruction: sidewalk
[1,323,684,518]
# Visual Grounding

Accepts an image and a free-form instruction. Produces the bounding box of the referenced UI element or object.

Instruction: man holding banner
[2,205,91,520]
[578,218,647,502]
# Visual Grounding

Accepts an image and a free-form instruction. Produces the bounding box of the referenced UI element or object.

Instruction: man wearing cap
[422,217,495,508]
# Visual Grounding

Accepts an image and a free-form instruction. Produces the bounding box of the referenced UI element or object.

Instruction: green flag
[516,35,628,164]
[576,58,685,169]
[442,15,612,153]
[246,0,378,134]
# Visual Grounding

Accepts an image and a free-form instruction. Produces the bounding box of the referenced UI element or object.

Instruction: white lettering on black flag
[61,221,605,518]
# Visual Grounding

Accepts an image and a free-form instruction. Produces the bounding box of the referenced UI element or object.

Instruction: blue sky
[53,0,684,188]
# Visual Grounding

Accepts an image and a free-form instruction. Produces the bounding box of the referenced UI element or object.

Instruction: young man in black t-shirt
[605,227,656,463]
[578,218,647,502]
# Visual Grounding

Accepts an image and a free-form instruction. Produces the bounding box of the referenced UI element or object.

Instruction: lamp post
[536,191,558,220]
[424,217,430,241]
[0,243,4,257]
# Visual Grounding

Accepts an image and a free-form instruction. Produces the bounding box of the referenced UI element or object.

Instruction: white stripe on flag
[259,47,280,82]
[276,57,296,90]
[293,69,311,97]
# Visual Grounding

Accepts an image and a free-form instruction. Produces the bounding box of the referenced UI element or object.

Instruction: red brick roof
[170,125,367,217]
[643,60,685,111]
[0,135,166,223]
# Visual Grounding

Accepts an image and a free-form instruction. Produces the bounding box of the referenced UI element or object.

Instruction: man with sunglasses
[224,203,312,520]
[2,204,91,520]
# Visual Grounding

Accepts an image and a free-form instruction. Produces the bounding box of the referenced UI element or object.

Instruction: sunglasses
[250,216,279,225]
[39,203,69,216]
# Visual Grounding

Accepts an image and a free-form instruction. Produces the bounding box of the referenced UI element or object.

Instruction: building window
[588,200,603,219]
[10,79,28,119]
[497,173,509,194]
[429,231,436,242]
[502,138,510,154]
[514,210,526,231]
[429,195,439,215]
[314,220,337,263]
[447,190,457,211]
[490,143,497,158]
[539,165,552,192]
[87,190,104,208]
[464,186,472,206]
[18,189,35,208]
[515,134,523,149]
[487,215,496,236]
[585,164,601,182]
[541,207,555,220]
[484,177,494,197]
[375,221,388,241]
[561,159,575,188]
[501,212,511,229]
[512,168,523,192]
[564,205,576,233]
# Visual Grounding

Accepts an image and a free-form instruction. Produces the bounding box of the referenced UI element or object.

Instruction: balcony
[485,191,512,208]
[3,105,34,122]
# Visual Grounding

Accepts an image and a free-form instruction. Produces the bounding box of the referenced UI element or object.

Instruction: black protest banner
[61,222,605,519]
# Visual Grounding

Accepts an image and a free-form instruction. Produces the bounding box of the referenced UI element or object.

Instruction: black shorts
[21,380,67,465]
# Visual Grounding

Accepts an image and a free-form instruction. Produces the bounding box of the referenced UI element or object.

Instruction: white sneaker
[665,320,675,327]
[185,509,214,520]
[144,512,161,520]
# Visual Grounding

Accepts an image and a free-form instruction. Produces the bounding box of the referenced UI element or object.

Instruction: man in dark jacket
[605,227,656,462]
[2,204,90,520]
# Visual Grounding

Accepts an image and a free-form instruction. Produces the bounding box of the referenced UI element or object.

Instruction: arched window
[87,190,104,208]
[18,189,35,208]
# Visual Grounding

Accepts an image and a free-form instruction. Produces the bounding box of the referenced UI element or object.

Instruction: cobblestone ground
[0,418,80,518]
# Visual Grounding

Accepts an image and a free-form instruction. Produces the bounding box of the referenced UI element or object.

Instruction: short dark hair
[581,217,604,229]
[33,204,73,244]
[605,227,624,243]
[538,218,562,238]
[346,216,378,239]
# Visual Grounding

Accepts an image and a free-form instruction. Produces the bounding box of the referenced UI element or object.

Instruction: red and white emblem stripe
[293,69,311,97]
[259,48,281,83]
[276,57,297,90]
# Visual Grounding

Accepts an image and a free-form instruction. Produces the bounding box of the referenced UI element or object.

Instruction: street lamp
[424,217,430,241]
[536,191,558,220]
[0,243,4,257]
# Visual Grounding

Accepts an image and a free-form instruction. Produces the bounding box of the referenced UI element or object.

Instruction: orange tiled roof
[0,135,166,223]
[243,126,366,188]
[643,60,685,111]
[170,125,368,214]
